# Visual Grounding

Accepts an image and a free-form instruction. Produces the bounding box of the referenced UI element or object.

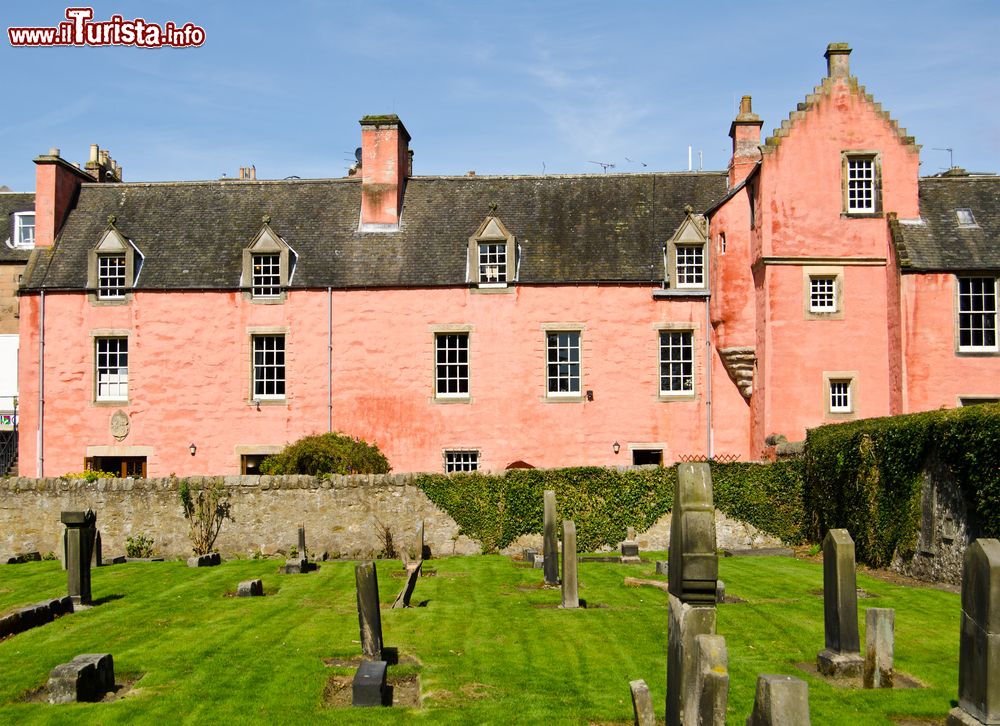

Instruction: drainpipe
[705,297,713,460]
[327,287,332,433]
[37,290,45,477]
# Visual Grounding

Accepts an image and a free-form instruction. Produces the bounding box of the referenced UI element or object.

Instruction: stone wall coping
[0,471,429,492]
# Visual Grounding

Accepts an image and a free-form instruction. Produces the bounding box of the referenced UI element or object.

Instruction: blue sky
[2,1,998,190]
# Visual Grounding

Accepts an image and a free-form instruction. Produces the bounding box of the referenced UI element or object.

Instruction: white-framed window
[96,337,128,401]
[546,331,581,396]
[809,276,837,312]
[958,276,998,351]
[478,242,507,284]
[845,155,876,213]
[252,253,281,298]
[659,330,694,395]
[435,333,469,398]
[829,379,852,413]
[253,335,286,399]
[98,254,127,299]
[956,209,978,228]
[675,245,704,287]
[445,450,479,473]
[13,212,35,248]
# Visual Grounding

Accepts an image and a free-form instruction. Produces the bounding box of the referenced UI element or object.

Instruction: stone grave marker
[417,520,429,560]
[353,659,389,707]
[561,520,579,609]
[237,579,264,597]
[523,548,538,565]
[629,679,656,726]
[668,463,718,605]
[948,538,1000,726]
[817,529,863,677]
[533,555,544,570]
[48,653,114,704]
[667,595,717,726]
[355,561,384,660]
[656,560,669,576]
[746,674,811,725]
[91,531,103,567]
[692,634,728,726]
[621,525,640,563]
[543,490,559,586]
[298,526,307,558]
[187,552,221,567]
[392,560,422,609]
[61,510,96,606]
[864,608,894,689]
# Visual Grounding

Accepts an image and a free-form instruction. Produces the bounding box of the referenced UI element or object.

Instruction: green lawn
[0,553,960,724]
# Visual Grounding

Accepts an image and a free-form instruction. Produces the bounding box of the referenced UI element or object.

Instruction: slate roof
[0,192,35,263]
[23,173,728,290]
[891,176,1000,272]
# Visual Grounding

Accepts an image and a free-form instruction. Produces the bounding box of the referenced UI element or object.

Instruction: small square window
[845,155,877,214]
[478,242,507,284]
[13,212,35,248]
[829,379,852,412]
[253,335,286,399]
[252,253,281,298]
[435,333,469,398]
[810,277,837,312]
[98,254,127,299]
[445,450,478,472]
[546,331,581,396]
[675,246,704,287]
[96,337,128,401]
[956,209,978,228]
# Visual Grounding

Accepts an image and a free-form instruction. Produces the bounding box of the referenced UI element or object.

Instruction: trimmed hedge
[260,432,390,476]
[414,461,805,553]
[804,403,1000,568]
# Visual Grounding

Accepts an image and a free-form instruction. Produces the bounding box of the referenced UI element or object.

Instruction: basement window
[445,450,479,473]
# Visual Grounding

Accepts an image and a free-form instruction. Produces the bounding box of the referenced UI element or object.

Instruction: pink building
[14,44,1000,477]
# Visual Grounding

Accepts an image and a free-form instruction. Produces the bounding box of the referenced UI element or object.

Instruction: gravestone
[668,463,718,604]
[91,531,103,567]
[61,510,96,606]
[523,548,538,565]
[817,529,863,677]
[298,526,307,558]
[417,520,430,560]
[629,679,656,726]
[392,560,422,609]
[947,538,1000,726]
[561,520,579,609]
[716,580,726,604]
[187,552,221,567]
[355,561,384,660]
[543,490,559,586]
[656,560,669,576]
[237,579,264,597]
[746,674,811,726]
[692,634,728,726]
[621,525,641,563]
[864,608,894,689]
[667,595,717,726]
[353,659,388,707]
[533,555,544,570]
[47,653,114,704]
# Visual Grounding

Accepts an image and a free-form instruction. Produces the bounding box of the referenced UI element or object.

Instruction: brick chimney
[84,143,123,183]
[33,148,93,248]
[359,115,410,230]
[825,43,851,79]
[728,95,763,187]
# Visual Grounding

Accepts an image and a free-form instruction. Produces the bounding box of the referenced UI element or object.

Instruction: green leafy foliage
[415,462,805,552]
[805,403,1000,567]
[125,533,155,558]
[64,469,118,482]
[259,432,390,476]
[179,479,234,556]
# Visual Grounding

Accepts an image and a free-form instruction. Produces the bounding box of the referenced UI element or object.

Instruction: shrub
[126,533,155,558]
[178,479,234,555]
[260,432,390,476]
[63,470,118,482]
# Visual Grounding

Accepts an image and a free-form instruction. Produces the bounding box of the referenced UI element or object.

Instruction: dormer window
[675,246,704,287]
[956,208,978,228]
[665,207,709,291]
[13,212,35,248]
[88,224,140,304]
[242,221,295,303]
[468,215,516,290]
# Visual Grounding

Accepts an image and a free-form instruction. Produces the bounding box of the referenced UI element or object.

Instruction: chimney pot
[89,144,99,163]
[824,42,852,79]
[48,147,60,157]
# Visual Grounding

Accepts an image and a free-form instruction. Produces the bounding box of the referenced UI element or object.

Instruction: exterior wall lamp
[189,443,197,456]
[613,441,621,455]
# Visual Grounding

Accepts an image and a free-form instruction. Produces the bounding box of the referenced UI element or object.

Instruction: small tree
[178,479,234,555]
[260,432,390,476]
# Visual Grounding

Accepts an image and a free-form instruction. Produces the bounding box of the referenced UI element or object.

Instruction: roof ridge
[762,76,920,155]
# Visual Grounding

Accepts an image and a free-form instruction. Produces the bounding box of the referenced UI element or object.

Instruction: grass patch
[0,555,960,724]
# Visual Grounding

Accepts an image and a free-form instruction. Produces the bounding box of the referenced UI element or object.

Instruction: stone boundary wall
[0,473,782,561]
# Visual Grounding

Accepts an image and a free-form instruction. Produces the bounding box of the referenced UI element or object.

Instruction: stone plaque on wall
[110,410,129,441]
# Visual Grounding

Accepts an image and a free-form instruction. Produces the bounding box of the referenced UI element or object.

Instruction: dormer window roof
[87,222,142,303]
[468,215,517,289]
[242,220,296,303]
[664,207,709,292]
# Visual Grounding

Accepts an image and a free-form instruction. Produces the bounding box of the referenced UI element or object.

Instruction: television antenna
[932,147,954,169]
[588,160,616,173]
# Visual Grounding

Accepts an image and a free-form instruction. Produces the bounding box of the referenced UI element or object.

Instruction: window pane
[847,158,875,212]
[958,277,999,350]
[810,277,837,311]
[546,332,580,394]
[253,335,286,398]
[96,337,128,400]
[478,242,507,283]
[445,450,478,472]
[435,333,469,397]
[676,246,704,287]
[98,254,127,299]
[252,253,281,297]
[659,331,693,394]
[829,380,851,412]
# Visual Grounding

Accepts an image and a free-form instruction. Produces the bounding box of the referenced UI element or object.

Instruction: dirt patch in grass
[808,588,879,599]
[322,671,420,708]
[623,577,669,592]
[890,718,946,725]
[19,671,146,703]
[794,548,960,594]
[795,662,926,689]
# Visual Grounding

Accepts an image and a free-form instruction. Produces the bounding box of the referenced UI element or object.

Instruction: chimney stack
[33,148,93,247]
[825,43,851,79]
[359,114,411,230]
[239,165,256,180]
[728,95,763,187]
[84,143,122,183]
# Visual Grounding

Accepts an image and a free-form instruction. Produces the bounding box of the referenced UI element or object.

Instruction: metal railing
[0,427,18,476]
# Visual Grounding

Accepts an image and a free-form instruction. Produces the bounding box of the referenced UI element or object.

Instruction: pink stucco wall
[17,285,737,477]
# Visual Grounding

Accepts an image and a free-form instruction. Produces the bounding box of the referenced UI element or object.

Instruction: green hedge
[414,461,805,553]
[260,432,390,476]
[804,403,1000,568]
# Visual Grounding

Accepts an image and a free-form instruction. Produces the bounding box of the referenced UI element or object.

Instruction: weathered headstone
[656,560,669,576]
[667,594,717,726]
[948,538,1000,726]
[561,520,579,609]
[864,608,894,689]
[91,531,103,567]
[355,561,383,660]
[297,526,307,559]
[61,510,96,606]
[668,463,718,604]
[523,548,538,565]
[817,529,863,677]
[692,634,729,726]
[47,653,114,704]
[716,580,726,604]
[621,525,641,564]
[533,555,544,570]
[237,579,264,597]
[417,520,430,560]
[629,679,656,726]
[352,659,388,707]
[543,490,559,586]
[392,560,422,609]
[187,552,221,567]
[746,674,811,726]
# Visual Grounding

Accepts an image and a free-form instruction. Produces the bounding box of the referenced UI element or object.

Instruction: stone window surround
[803,265,845,320]
[823,370,858,419]
[841,150,882,217]
[958,396,1000,407]
[467,216,516,292]
[541,323,585,403]
[87,228,139,305]
[247,326,289,405]
[429,324,474,404]
[236,445,283,474]
[653,322,698,401]
[443,448,479,473]
[954,275,999,356]
[12,211,34,248]
[241,224,293,304]
[91,329,130,406]
[627,442,667,464]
